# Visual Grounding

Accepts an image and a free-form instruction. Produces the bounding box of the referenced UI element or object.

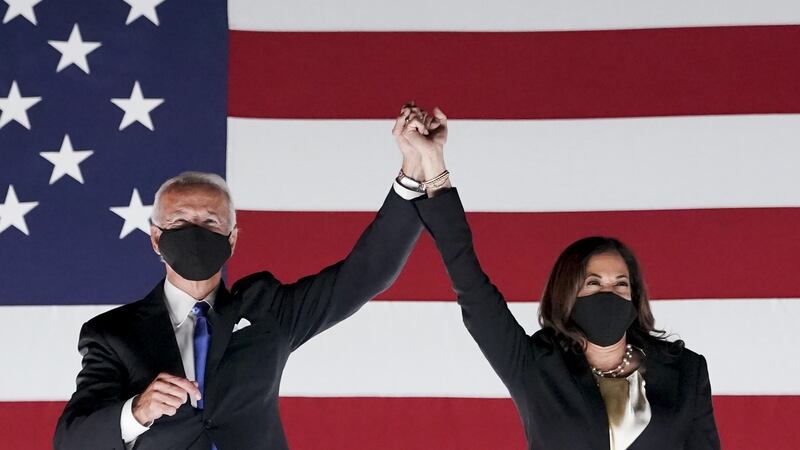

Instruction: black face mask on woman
[570,291,637,347]
[157,224,232,281]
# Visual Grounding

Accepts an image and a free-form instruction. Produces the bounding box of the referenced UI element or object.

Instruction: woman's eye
[587,280,600,286]
[616,282,630,287]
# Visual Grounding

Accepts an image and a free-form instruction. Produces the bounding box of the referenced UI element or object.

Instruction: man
[53,103,441,450]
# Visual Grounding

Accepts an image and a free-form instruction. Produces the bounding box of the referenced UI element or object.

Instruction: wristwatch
[396,170,426,193]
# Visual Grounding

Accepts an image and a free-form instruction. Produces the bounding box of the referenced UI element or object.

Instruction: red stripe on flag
[6,397,798,449]
[229,207,800,301]
[282,396,800,450]
[0,401,63,449]
[282,397,524,449]
[229,26,800,119]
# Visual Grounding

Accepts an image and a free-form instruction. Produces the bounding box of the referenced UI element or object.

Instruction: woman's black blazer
[414,189,721,450]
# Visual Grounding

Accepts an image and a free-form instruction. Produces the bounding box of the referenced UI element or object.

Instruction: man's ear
[229,227,239,255]
[150,224,161,255]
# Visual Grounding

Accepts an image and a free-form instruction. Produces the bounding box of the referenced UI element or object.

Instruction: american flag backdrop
[1,0,800,448]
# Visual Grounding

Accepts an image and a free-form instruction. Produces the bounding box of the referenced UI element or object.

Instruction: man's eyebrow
[164,210,188,220]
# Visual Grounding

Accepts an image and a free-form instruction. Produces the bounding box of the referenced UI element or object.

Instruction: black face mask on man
[157,224,232,281]
[570,291,637,347]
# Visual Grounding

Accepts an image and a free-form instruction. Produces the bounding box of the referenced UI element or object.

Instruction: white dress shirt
[120,278,216,446]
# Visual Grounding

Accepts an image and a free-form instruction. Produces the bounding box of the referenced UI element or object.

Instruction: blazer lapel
[625,336,680,448]
[639,341,679,416]
[203,283,239,408]
[132,281,186,378]
[563,349,610,446]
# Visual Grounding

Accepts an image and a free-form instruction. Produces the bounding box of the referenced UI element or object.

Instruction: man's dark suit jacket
[414,189,721,450]
[54,189,422,450]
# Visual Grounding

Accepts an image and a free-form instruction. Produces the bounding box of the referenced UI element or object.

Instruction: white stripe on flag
[282,299,800,396]
[229,0,800,31]
[227,115,800,212]
[2,305,115,401]
[5,299,799,400]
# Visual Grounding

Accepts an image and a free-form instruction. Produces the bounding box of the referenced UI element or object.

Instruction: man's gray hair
[151,171,236,230]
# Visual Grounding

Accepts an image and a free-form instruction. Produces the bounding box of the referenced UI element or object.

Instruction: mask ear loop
[152,226,166,262]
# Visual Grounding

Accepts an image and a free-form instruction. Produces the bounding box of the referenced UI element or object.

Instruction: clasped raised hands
[392,101,450,195]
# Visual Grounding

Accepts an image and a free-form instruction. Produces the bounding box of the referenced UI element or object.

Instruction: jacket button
[204,419,215,429]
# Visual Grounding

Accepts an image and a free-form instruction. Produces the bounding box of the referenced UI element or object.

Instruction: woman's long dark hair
[538,236,669,352]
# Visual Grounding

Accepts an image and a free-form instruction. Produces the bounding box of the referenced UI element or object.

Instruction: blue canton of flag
[0,0,228,305]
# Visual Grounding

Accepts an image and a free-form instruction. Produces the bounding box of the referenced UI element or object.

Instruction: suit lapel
[625,336,680,448]
[639,341,679,416]
[563,349,610,446]
[204,283,239,409]
[133,281,186,378]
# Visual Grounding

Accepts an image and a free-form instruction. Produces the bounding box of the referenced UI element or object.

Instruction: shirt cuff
[121,396,150,444]
[393,180,425,200]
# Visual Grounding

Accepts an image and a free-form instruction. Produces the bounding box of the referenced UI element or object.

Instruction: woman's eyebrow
[584,273,629,279]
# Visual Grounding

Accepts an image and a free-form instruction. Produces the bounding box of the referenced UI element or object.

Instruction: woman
[396,104,721,449]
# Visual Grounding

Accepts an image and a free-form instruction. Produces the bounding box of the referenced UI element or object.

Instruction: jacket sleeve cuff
[414,188,465,225]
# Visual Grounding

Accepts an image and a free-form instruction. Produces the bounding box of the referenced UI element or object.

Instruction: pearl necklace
[591,344,634,378]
